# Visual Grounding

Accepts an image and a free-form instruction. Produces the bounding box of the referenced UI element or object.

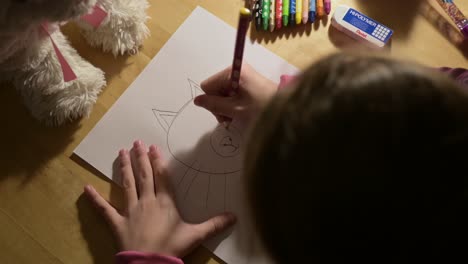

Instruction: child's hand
[194,64,278,126]
[84,140,236,257]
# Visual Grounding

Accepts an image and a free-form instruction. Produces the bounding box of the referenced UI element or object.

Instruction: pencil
[221,8,251,128]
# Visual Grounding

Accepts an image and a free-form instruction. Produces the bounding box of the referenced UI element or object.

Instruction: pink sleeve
[278,75,297,90]
[439,67,468,88]
[116,251,183,264]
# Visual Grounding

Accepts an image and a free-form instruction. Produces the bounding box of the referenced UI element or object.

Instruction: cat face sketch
[211,125,241,157]
[152,81,255,263]
[153,79,243,174]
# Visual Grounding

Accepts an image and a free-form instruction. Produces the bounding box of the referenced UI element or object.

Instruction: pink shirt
[116,251,183,264]
[439,67,468,87]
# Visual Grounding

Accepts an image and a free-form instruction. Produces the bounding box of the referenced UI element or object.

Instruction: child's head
[245,53,468,263]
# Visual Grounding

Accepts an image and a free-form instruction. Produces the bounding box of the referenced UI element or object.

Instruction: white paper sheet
[75,6,298,263]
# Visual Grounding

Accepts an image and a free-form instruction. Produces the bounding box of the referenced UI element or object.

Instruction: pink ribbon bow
[41,5,108,82]
[80,5,108,29]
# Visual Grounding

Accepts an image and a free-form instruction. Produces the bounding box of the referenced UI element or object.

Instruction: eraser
[332,5,393,48]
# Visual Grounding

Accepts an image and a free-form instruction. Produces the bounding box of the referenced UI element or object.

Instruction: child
[84,53,468,264]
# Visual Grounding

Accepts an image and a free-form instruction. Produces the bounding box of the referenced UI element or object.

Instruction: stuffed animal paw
[76,0,150,56]
[0,0,150,125]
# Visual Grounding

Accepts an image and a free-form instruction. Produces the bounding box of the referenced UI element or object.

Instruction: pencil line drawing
[177,158,198,188]
[183,169,199,201]
[151,79,244,212]
[152,79,243,174]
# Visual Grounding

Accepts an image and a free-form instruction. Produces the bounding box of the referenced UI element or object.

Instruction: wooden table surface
[1,0,467,263]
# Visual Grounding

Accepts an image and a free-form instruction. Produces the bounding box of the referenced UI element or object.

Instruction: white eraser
[332,5,393,48]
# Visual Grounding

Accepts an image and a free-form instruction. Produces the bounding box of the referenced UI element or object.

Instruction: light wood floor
[1,0,467,263]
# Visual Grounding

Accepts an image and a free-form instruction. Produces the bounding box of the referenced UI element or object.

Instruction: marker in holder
[253,0,329,31]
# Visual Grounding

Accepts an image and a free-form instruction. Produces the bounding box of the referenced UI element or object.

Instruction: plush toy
[0,0,150,125]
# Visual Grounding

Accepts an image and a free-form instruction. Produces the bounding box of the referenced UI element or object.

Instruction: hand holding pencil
[195,64,278,128]
[194,7,279,127]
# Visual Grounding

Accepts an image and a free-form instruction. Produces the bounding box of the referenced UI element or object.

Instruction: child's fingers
[194,95,236,119]
[216,115,232,124]
[200,67,232,95]
[130,140,155,200]
[148,145,170,196]
[84,185,122,232]
[118,149,138,210]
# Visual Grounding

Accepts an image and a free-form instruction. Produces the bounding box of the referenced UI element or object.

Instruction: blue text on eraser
[332,5,394,48]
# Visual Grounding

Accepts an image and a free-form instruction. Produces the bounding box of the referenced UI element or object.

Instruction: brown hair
[245,53,468,263]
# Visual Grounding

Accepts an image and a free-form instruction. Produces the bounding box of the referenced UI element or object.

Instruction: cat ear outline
[188,78,203,99]
[153,79,202,133]
[152,109,177,133]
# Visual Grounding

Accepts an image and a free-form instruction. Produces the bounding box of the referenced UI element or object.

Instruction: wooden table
[0,0,467,263]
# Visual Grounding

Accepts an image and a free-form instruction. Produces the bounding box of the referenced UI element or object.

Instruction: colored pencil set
[254,0,332,31]
[435,0,468,38]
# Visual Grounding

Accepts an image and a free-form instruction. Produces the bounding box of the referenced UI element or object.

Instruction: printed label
[343,8,393,43]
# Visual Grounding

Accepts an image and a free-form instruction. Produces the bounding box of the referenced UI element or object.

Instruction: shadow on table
[419,1,468,59]
[76,194,118,264]
[354,0,425,39]
[0,83,78,185]
[0,22,136,186]
[74,154,122,264]
[61,23,134,79]
[71,153,125,207]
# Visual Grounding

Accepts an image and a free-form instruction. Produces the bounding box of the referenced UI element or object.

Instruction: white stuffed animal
[0,0,150,125]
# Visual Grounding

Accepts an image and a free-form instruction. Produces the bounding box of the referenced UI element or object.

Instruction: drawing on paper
[210,124,241,158]
[152,79,243,211]
[73,7,299,263]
